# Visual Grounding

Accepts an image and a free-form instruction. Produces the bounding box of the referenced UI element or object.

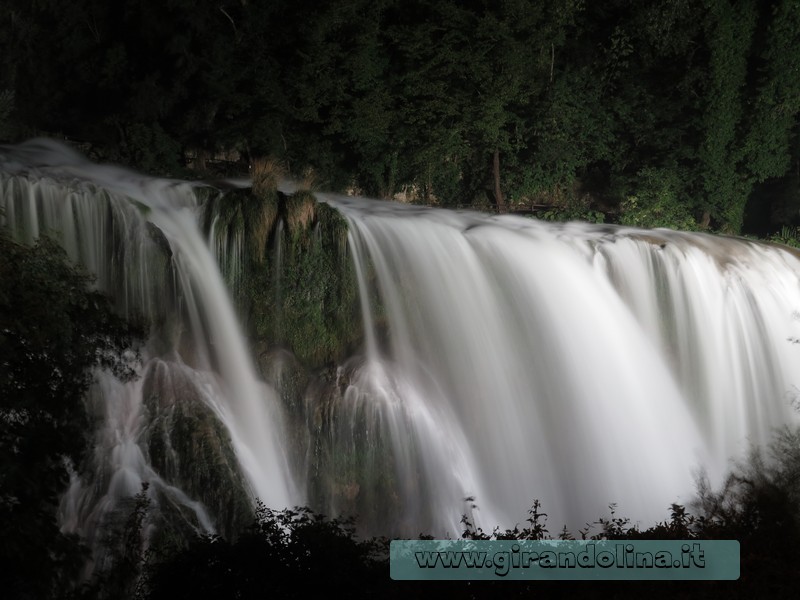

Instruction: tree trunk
[195,148,208,172]
[493,148,506,212]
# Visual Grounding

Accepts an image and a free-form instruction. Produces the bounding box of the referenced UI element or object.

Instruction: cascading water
[317,193,800,534]
[0,140,296,565]
[2,139,800,556]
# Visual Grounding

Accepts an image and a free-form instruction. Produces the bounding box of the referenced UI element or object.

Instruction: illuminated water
[2,139,799,550]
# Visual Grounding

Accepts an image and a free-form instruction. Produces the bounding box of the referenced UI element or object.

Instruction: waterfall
[0,140,296,563]
[2,139,800,550]
[317,192,800,534]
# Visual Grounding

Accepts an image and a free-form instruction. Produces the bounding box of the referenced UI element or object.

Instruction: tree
[458,0,562,210]
[0,232,141,598]
[697,0,758,232]
[738,0,800,226]
[696,0,800,232]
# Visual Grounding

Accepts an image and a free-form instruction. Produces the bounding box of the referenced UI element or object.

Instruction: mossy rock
[299,359,410,535]
[141,359,253,539]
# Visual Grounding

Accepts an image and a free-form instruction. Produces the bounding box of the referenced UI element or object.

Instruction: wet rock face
[141,359,252,539]
[256,346,308,414]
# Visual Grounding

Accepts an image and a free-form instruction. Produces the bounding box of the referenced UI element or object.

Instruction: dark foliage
[140,503,388,600]
[2,1,799,232]
[129,423,800,600]
[0,231,142,599]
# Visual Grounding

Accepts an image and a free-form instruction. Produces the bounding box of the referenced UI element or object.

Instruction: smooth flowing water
[2,140,799,550]
[318,193,800,534]
[1,140,295,563]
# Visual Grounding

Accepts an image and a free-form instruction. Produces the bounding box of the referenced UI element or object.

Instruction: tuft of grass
[285,191,316,236]
[245,192,279,263]
[296,167,320,192]
[251,156,284,199]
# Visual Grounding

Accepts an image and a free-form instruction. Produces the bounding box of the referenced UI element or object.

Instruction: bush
[620,167,697,230]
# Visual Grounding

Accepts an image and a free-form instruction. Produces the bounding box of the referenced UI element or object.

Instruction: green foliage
[697,0,758,232]
[620,167,698,230]
[536,184,606,223]
[239,194,360,369]
[4,1,800,227]
[0,231,141,599]
[203,186,361,369]
[277,203,360,366]
[768,225,800,248]
[691,0,800,233]
[521,68,612,197]
[540,206,605,224]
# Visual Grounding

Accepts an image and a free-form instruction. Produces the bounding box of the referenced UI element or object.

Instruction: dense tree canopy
[1,0,799,233]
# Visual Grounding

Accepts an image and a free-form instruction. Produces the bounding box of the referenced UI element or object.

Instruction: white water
[3,139,800,546]
[320,193,800,533]
[0,140,296,558]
